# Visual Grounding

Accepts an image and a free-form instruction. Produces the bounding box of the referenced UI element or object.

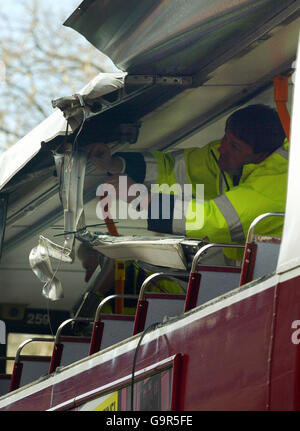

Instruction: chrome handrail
[246,212,285,243]
[14,337,54,364]
[55,296,139,344]
[94,294,139,322]
[54,317,94,345]
[137,272,186,302]
[190,243,245,273]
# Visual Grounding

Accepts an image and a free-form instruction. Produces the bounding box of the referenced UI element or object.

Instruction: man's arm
[88,142,190,193]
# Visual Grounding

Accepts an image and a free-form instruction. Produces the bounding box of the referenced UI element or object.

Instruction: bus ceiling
[56,0,300,151]
[64,0,300,77]
[1,1,299,196]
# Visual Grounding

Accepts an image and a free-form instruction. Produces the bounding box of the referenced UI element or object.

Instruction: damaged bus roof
[0,0,299,312]
[1,0,299,191]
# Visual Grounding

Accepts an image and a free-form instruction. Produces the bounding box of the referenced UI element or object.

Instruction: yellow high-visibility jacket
[119,140,288,259]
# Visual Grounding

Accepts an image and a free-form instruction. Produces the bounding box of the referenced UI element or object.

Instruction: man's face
[218,128,257,175]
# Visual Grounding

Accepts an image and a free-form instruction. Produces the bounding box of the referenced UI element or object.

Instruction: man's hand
[86,142,124,174]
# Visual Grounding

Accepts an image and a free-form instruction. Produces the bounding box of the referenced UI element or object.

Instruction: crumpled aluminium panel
[52,71,127,130]
[29,236,73,301]
[29,149,88,301]
[91,235,188,270]
[28,69,128,301]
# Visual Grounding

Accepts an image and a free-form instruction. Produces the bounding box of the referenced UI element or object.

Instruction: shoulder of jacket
[242,147,288,179]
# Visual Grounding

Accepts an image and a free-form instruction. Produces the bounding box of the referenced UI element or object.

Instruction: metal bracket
[117,123,141,144]
[126,74,193,87]
[52,74,193,124]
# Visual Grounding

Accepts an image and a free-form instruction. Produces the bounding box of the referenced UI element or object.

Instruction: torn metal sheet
[52,71,127,129]
[29,236,73,301]
[89,235,188,270]
[29,148,88,300]
[0,71,125,193]
[0,110,66,192]
[54,148,88,251]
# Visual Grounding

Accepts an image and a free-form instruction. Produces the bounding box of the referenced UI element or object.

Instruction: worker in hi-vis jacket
[88,104,288,261]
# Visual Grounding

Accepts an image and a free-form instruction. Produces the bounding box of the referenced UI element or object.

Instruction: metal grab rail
[50,295,139,368]
[240,212,285,285]
[133,272,187,335]
[190,243,245,273]
[10,337,54,392]
[49,317,94,374]
[185,243,245,312]
[89,294,139,355]
[245,212,285,244]
[137,272,186,302]
[94,294,139,322]
[53,317,94,345]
